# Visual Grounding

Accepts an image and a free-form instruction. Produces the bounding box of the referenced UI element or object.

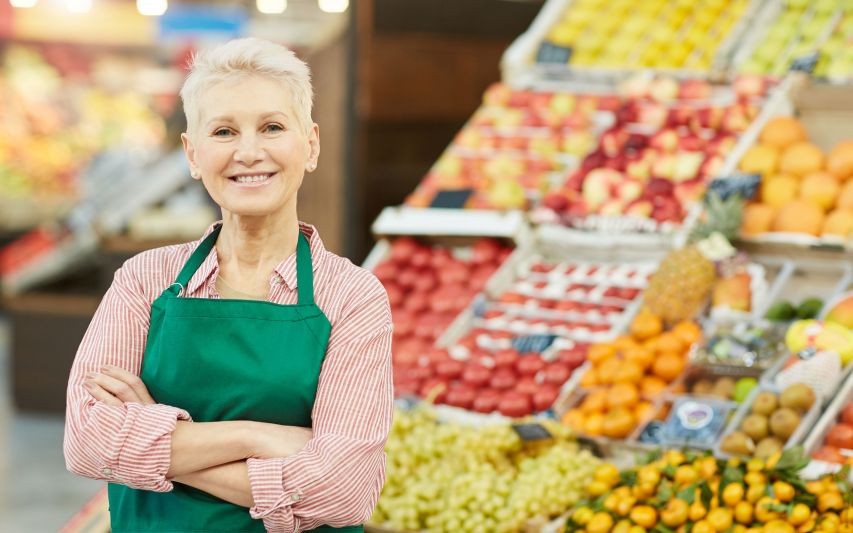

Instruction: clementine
[640,375,668,399]
[597,357,623,385]
[655,332,686,355]
[588,343,617,366]
[635,401,654,422]
[631,310,663,340]
[653,352,686,382]
[772,200,825,235]
[827,139,853,180]
[822,210,853,237]
[741,203,776,236]
[583,412,605,436]
[607,382,640,410]
[672,320,702,345]
[837,180,853,211]
[739,144,779,176]
[779,142,825,177]
[562,408,586,431]
[602,408,637,439]
[613,360,645,384]
[625,346,655,370]
[759,116,808,149]
[760,174,799,209]
[580,367,599,388]
[613,334,640,355]
[581,388,609,413]
[800,172,840,211]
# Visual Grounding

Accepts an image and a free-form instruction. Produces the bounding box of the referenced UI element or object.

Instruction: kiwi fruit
[769,407,801,440]
[741,414,769,442]
[751,391,778,416]
[712,377,736,399]
[779,383,815,413]
[754,436,784,459]
[720,431,755,456]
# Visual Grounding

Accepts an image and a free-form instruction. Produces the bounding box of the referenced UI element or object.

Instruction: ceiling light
[66,0,92,13]
[9,0,37,8]
[318,0,347,13]
[257,0,286,14]
[137,0,167,16]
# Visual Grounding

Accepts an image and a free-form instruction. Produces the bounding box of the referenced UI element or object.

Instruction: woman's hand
[248,423,314,459]
[83,365,155,406]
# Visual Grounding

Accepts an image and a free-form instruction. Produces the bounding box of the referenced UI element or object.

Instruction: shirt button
[289,493,300,502]
[274,275,283,284]
[102,468,113,476]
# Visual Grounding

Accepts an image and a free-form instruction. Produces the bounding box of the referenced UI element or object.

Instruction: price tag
[512,423,553,441]
[706,173,761,202]
[536,42,573,65]
[789,52,820,74]
[430,189,473,209]
[576,436,605,457]
[512,334,558,353]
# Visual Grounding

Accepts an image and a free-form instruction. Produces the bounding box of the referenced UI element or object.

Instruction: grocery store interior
[2,0,853,531]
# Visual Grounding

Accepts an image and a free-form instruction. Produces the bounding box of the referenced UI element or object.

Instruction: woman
[63,38,393,533]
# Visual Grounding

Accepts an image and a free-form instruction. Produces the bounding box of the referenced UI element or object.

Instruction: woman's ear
[181,132,201,180]
[306,123,320,172]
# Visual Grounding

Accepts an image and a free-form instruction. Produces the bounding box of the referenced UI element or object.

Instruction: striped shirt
[63,222,393,532]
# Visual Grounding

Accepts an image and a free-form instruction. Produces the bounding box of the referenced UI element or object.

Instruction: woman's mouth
[228,173,275,187]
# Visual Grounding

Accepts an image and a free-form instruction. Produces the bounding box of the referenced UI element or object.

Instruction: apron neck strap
[296,231,314,306]
[170,224,315,306]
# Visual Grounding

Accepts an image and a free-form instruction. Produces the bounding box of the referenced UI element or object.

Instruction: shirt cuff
[109,403,192,492]
[247,457,301,532]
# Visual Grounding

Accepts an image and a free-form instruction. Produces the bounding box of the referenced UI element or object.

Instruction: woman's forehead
[198,76,297,122]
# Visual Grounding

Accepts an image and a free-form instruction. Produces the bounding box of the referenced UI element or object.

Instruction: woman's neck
[215,210,300,290]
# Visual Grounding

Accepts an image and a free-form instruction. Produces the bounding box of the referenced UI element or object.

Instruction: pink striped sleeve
[63,259,191,492]
[246,272,393,533]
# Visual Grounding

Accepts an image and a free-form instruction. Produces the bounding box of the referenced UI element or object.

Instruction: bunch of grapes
[373,406,601,533]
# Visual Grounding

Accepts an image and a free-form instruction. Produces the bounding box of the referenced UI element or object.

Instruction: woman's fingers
[102,366,156,405]
[86,371,143,404]
[83,381,124,407]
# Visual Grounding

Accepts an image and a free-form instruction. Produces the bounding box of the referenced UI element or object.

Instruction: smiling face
[181,75,319,220]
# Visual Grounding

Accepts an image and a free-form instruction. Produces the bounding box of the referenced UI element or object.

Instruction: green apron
[108,225,362,533]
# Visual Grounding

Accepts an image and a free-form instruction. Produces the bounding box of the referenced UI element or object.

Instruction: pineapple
[644,192,745,324]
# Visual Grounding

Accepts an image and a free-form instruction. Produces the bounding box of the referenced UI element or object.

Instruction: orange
[759,116,808,149]
[602,408,637,439]
[580,367,599,388]
[583,412,605,436]
[672,320,702,345]
[613,334,640,354]
[772,200,825,235]
[597,357,623,385]
[655,332,686,355]
[588,343,616,366]
[608,382,640,410]
[562,408,586,431]
[635,401,654,422]
[779,142,825,177]
[625,346,654,370]
[822,209,853,237]
[581,388,609,413]
[838,180,853,210]
[741,203,776,235]
[653,352,686,382]
[760,174,799,209]
[739,144,779,176]
[640,375,668,399]
[630,309,663,340]
[800,171,840,211]
[613,360,645,384]
[827,139,853,180]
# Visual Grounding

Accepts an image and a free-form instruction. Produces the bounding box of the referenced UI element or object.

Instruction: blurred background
[0,1,544,530]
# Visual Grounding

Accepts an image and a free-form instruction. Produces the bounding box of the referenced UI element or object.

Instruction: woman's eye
[264,123,284,133]
[213,128,233,137]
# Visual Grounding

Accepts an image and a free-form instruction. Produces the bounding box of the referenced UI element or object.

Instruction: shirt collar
[185,221,325,295]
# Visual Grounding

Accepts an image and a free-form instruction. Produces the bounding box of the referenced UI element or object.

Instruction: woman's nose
[233,133,264,165]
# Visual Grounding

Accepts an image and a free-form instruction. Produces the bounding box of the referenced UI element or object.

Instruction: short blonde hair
[180,38,314,138]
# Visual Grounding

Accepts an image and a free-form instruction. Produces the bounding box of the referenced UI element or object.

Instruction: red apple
[494,348,519,369]
[462,363,491,387]
[403,292,429,313]
[372,262,398,283]
[429,248,454,270]
[515,376,540,397]
[390,238,419,264]
[498,392,533,418]
[826,424,853,450]
[533,385,560,412]
[472,389,502,413]
[558,347,587,370]
[543,362,572,385]
[385,284,405,308]
[678,79,712,101]
[813,445,845,464]
[841,403,853,426]
[489,368,518,390]
[445,384,477,409]
[419,378,447,403]
[516,355,546,376]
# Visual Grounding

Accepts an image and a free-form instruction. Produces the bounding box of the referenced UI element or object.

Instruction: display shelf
[371,206,529,241]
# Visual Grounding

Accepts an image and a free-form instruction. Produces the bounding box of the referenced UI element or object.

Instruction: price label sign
[536,42,573,65]
[706,173,761,202]
[512,423,553,441]
[789,52,820,74]
[430,189,473,209]
[511,334,558,353]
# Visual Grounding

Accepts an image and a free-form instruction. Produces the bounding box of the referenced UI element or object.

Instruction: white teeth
[234,174,271,183]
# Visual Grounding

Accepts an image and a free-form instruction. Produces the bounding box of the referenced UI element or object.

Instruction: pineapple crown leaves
[689,191,745,244]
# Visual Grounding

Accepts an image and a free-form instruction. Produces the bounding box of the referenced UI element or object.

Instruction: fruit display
[404,84,613,211]
[566,448,852,533]
[823,291,853,329]
[785,320,853,367]
[397,254,656,417]
[371,405,601,533]
[538,75,768,232]
[0,45,167,227]
[540,0,751,71]
[694,321,788,370]
[767,297,827,322]
[737,0,850,78]
[677,367,761,404]
[559,310,701,440]
[718,383,819,460]
[643,244,717,325]
[372,237,513,393]
[737,115,853,241]
[636,395,737,450]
